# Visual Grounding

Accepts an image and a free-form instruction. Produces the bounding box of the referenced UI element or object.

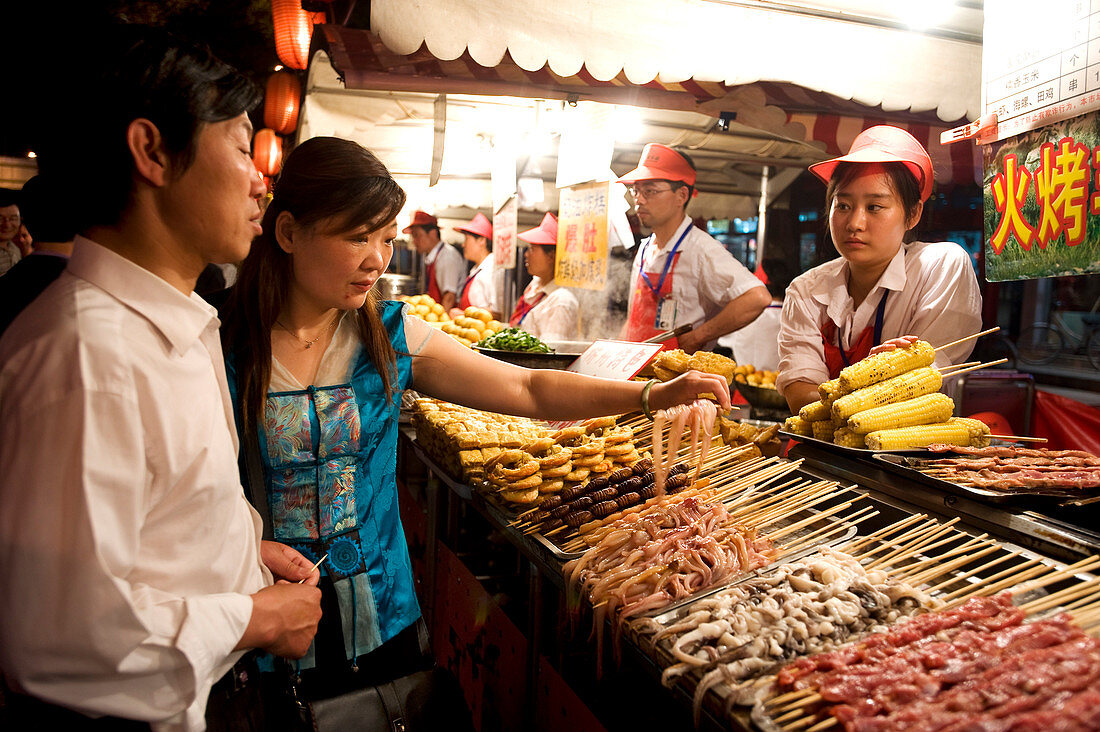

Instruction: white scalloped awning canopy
[371,0,982,123]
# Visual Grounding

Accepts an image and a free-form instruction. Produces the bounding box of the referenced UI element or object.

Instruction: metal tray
[779,429,932,456]
[873,452,1100,506]
[472,345,581,369]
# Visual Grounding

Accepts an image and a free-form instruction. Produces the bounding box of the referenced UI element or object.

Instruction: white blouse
[515,277,579,341]
[776,240,983,393]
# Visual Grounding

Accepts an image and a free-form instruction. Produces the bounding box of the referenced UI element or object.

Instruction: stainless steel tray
[873,452,1100,506]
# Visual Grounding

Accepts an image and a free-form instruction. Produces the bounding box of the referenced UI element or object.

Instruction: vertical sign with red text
[493,196,518,270]
[556,180,610,290]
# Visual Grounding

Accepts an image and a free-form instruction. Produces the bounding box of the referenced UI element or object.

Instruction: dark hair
[412,224,440,238]
[0,189,19,210]
[222,137,407,438]
[48,25,260,231]
[673,149,697,207]
[19,176,77,244]
[825,161,923,241]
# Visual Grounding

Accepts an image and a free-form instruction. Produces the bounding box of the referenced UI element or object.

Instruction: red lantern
[264,71,301,136]
[271,0,323,71]
[253,129,283,177]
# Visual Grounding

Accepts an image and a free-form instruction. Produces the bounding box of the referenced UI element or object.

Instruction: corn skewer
[933,326,1000,352]
[837,339,936,392]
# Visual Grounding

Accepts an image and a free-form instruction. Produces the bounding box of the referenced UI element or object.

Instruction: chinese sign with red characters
[493,196,517,270]
[556,180,610,290]
[983,113,1100,280]
[982,0,1100,142]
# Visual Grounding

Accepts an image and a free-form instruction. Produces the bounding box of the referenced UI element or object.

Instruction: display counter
[398,424,1100,732]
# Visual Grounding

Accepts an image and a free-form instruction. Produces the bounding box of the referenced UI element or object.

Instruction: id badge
[654,297,677,331]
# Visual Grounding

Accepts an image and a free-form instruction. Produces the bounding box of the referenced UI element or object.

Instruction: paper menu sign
[544,340,662,430]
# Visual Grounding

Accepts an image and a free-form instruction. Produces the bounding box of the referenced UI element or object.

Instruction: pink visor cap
[518,212,558,246]
[455,212,493,239]
[808,125,934,202]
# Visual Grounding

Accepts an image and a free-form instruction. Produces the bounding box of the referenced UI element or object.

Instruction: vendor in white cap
[617,143,770,353]
[510,212,579,341]
[451,212,502,319]
[405,209,465,312]
[777,125,982,412]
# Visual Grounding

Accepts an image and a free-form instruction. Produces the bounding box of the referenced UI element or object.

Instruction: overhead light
[26,151,36,159]
[612,105,645,143]
[899,0,954,31]
[273,64,284,72]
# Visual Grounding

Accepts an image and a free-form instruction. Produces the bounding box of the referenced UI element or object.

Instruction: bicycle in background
[1016,296,1100,371]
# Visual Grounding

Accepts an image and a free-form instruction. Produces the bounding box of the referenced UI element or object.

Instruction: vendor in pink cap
[451,212,503,319]
[617,143,770,353]
[777,125,982,412]
[509,212,579,341]
[404,209,465,312]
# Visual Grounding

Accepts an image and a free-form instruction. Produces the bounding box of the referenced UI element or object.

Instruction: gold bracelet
[641,379,658,420]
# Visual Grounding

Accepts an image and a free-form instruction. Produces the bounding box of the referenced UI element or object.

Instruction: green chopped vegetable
[476,327,553,353]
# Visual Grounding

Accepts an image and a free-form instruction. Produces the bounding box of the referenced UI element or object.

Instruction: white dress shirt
[776,240,983,393]
[423,241,466,298]
[0,237,270,731]
[516,277,579,341]
[720,303,783,371]
[462,251,503,314]
[629,215,767,348]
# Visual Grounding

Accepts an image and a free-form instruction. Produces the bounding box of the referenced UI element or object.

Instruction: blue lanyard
[837,290,890,367]
[639,224,691,299]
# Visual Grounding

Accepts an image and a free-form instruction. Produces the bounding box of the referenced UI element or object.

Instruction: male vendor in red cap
[451,212,502,319]
[617,143,770,353]
[404,210,465,312]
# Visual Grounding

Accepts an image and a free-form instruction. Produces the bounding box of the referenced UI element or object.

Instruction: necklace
[276,312,339,350]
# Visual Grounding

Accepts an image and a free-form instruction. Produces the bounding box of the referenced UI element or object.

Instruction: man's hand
[675,328,704,354]
[237,583,322,659]
[261,540,320,586]
[650,369,732,413]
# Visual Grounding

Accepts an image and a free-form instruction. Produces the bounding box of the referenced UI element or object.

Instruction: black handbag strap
[377,682,406,732]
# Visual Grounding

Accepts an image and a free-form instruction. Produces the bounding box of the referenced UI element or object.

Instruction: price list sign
[493,196,517,270]
[556,180,610,291]
[984,0,1100,141]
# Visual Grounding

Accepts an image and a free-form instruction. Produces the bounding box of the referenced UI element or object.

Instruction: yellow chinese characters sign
[984,114,1100,281]
[556,180,609,291]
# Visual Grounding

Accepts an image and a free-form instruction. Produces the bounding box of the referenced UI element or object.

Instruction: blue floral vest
[229,301,419,669]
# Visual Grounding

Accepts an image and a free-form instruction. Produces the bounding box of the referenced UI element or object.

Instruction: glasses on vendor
[629,183,680,199]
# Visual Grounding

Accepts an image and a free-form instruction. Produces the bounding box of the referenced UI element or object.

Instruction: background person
[511,212,579,341]
[616,143,770,353]
[405,209,463,312]
[452,211,501,319]
[776,125,982,413]
[0,190,23,276]
[221,137,731,721]
[0,26,322,731]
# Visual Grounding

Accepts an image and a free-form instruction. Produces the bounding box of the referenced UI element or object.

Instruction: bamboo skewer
[938,357,1008,378]
[926,552,1028,594]
[839,514,928,554]
[934,326,1000,352]
[988,434,1049,443]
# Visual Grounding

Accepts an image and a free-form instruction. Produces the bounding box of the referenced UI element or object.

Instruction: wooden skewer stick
[934,326,1000,352]
[807,718,837,732]
[938,357,1008,378]
[988,434,1049,443]
[766,688,817,706]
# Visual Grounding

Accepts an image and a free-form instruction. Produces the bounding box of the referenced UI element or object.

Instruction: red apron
[509,288,546,327]
[623,229,690,351]
[425,259,442,303]
[820,291,889,378]
[458,271,475,310]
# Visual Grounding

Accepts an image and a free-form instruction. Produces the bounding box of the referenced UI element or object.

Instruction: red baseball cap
[809,125,935,202]
[518,212,558,246]
[616,143,697,186]
[455,212,493,239]
[402,210,438,233]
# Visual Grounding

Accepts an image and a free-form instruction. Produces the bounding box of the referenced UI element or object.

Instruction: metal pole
[756,166,769,269]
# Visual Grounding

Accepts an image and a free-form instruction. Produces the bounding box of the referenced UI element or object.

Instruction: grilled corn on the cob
[832,427,867,448]
[847,393,955,434]
[818,378,846,403]
[799,400,831,422]
[865,418,988,450]
[838,340,936,392]
[832,367,942,421]
[811,419,842,441]
[783,415,813,436]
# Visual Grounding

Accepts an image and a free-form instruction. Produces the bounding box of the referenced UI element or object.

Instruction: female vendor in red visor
[777,126,982,412]
[509,212,579,341]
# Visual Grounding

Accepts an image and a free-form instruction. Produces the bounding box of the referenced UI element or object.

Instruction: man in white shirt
[0,191,23,276]
[0,27,321,731]
[404,210,465,311]
[616,144,770,353]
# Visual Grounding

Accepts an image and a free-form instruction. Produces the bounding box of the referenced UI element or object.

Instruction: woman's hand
[649,369,732,413]
[867,335,919,357]
[261,540,321,586]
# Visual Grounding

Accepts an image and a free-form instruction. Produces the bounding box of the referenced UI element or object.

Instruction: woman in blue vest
[220,137,730,716]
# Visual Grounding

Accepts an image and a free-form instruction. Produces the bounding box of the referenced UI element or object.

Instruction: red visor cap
[455,212,493,239]
[518,212,558,246]
[808,125,934,202]
[402,210,438,233]
[616,143,696,186]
